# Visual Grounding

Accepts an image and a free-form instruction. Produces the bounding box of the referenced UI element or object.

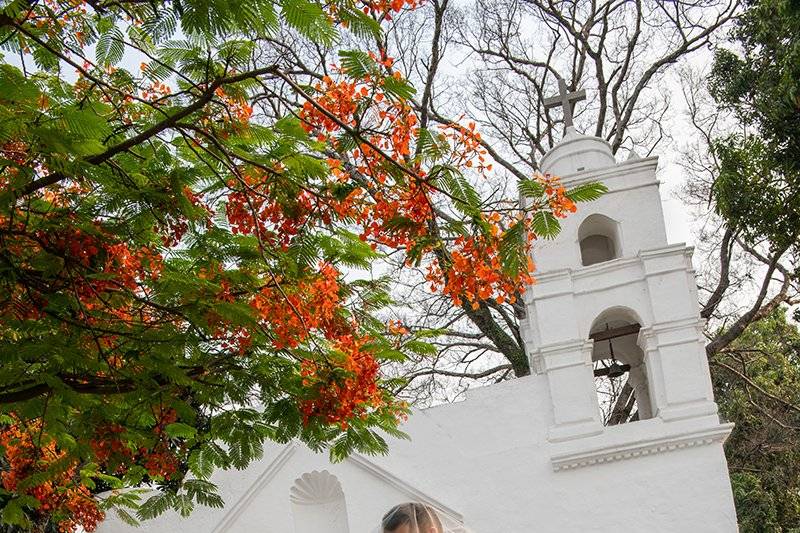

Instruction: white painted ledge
[550,420,734,472]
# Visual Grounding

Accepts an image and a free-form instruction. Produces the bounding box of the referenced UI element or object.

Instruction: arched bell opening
[578,214,621,266]
[589,307,653,426]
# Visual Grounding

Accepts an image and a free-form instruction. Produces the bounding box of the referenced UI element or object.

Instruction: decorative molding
[290,470,345,505]
[551,423,733,472]
[533,243,692,288]
[639,243,694,260]
[211,440,464,532]
[212,442,298,533]
[653,336,704,349]
[531,340,593,374]
[548,420,604,443]
[641,264,691,278]
[535,258,636,284]
[561,156,659,185]
[649,316,705,334]
[638,317,707,351]
[348,453,465,524]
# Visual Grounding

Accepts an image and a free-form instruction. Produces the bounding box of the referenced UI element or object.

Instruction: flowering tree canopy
[0,0,602,529]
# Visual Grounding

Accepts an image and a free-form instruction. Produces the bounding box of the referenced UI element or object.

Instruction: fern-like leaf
[499,221,526,277]
[281,0,338,45]
[565,181,607,202]
[530,211,561,239]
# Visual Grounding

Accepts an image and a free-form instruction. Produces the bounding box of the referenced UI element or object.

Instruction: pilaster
[639,320,718,422]
[532,340,603,442]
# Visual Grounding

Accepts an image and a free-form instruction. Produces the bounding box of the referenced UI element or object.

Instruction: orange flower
[1,420,104,532]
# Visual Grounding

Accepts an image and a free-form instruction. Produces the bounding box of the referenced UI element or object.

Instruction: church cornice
[527,244,694,305]
[536,242,689,275]
[550,422,734,472]
[347,454,464,522]
[558,156,659,185]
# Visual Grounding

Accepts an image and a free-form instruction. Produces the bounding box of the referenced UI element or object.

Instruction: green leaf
[416,128,449,160]
[565,182,607,202]
[115,508,140,527]
[0,64,40,105]
[188,449,214,479]
[339,49,377,80]
[404,340,437,356]
[337,7,382,39]
[1,499,30,527]
[29,250,65,277]
[530,211,560,239]
[141,11,179,42]
[518,178,546,198]
[281,0,338,45]
[137,493,174,520]
[184,479,224,509]
[96,25,125,66]
[499,221,526,277]
[374,348,406,362]
[59,104,112,140]
[174,493,194,517]
[434,165,481,216]
[320,231,379,268]
[164,422,197,439]
[381,75,416,100]
[381,216,420,232]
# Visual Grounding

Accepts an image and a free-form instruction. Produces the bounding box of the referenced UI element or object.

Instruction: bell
[607,360,626,378]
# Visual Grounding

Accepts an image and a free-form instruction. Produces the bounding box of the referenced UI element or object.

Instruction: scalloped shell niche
[290,470,349,533]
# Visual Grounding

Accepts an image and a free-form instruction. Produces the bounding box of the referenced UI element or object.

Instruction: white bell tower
[520,118,729,447]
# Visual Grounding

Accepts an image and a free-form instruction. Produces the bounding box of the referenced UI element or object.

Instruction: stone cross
[544,79,586,130]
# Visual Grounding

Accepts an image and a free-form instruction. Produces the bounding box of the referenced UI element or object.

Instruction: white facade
[98,128,738,533]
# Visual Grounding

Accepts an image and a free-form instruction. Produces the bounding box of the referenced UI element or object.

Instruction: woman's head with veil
[382,502,443,533]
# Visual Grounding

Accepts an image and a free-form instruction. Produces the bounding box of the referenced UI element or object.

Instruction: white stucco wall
[97,375,737,533]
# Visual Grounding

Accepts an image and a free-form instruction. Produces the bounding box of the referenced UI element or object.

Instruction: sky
[652,50,719,250]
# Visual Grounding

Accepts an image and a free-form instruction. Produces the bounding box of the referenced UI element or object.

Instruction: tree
[700,1,800,529]
[714,307,800,531]
[709,0,800,253]
[678,0,799,394]
[688,0,800,358]
[0,0,593,529]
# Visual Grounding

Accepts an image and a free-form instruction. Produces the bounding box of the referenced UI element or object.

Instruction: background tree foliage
[706,1,800,530]
[0,0,595,529]
[714,308,800,532]
[709,0,800,252]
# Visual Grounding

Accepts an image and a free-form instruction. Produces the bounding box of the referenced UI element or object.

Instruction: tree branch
[16,66,279,198]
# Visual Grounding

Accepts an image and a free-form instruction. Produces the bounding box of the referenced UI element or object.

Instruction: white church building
[99,111,739,532]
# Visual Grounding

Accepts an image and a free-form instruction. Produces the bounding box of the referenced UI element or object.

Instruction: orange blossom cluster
[89,409,182,481]
[250,263,390,425]
[0,420,104,532]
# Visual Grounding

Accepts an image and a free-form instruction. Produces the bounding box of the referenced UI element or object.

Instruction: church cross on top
[544,78,586,131]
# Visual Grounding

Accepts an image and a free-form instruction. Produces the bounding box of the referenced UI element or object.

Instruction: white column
[628,363,653,420]
[639,322,718,422]
[534,340,603,442]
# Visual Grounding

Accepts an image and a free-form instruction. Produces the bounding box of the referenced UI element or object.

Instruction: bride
[380,502,467,533]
